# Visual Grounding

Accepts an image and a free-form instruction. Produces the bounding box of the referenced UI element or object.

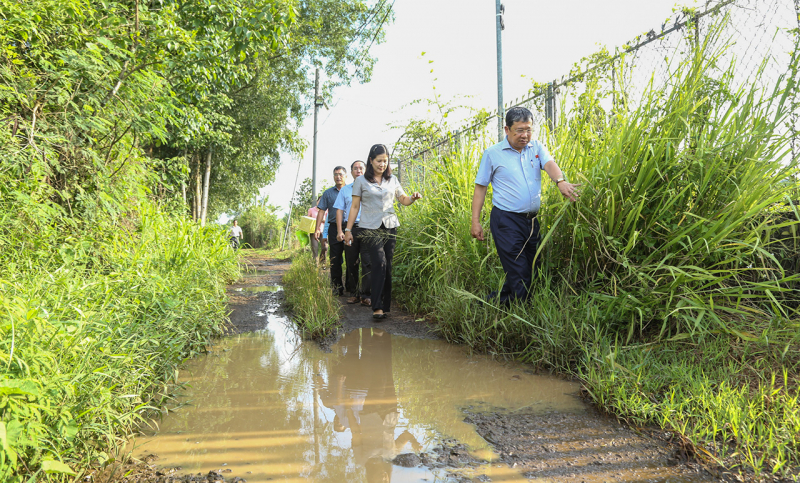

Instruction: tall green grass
[282,252,341,339]
[394,21,800,477]
[0,203,239,482]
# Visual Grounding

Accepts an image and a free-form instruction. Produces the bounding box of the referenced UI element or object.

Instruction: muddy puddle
[233,285,283,294]
[132,312,589,482]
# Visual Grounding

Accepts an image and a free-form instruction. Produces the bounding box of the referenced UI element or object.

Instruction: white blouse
[352,175,407,229]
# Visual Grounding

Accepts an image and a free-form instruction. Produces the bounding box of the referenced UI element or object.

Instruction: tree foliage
[1,0,393,224]
[0,2,392,478]
[160,0,396,219]
[235,199,285,249]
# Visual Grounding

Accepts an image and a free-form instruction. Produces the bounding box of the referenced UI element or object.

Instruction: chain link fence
[397,0,800,186]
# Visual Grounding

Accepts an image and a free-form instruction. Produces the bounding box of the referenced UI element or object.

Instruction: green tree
[236,199,285,249]
[0,0,295,226]
[163,0,396,221]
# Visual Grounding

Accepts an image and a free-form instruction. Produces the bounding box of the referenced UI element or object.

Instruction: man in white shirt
[229,219,243,250]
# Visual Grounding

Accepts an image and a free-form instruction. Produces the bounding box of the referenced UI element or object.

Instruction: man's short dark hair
[333,166,346,174]
[505,106,534,128]
[351,160,365,170]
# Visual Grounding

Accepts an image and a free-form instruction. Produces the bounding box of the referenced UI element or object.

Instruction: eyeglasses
[513,129,533,135]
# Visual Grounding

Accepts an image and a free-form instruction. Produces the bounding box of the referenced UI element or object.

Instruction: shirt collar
[500,136,533,153]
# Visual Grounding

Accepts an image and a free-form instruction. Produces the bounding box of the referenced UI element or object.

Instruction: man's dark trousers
[489,207,541,303]
[343,239,359,295]
[327,223,345,295]
[342,224,364,296]
[348,226,371,299]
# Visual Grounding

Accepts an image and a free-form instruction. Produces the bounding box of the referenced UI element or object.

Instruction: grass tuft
[282,252,341,339]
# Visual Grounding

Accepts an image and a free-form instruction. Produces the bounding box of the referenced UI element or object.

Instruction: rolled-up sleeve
[352,177,364,197]
[394,179,407,200]
[475,150,493,186]
[536,141,554,169]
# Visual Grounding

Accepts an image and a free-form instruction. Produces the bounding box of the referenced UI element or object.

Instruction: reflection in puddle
[134,318,584,482]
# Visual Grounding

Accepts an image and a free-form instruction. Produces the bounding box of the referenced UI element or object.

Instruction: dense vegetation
[394,24,800,477]
[0,206,238,482]
[235,200,285,249]
[1,0,391,224]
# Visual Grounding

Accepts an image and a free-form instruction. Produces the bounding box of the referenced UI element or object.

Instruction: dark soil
[96,252,739,483]
[224,254,291,334]
[317,288,439,350]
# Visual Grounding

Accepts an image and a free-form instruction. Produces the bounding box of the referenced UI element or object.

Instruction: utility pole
[495,0,505,142]
[312,68,320,204]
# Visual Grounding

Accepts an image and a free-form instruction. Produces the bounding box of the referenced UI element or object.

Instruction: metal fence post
[422,151,427,186]
[611,59,616,110]
[545,82,556,131]
[397,156,402,183]
[792,0,800,164]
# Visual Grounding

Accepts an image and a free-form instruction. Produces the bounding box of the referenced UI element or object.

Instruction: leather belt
[514,211,538,220]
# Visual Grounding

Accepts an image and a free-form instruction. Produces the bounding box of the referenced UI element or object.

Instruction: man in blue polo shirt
[334,160,369,305]
[471,107,580,304]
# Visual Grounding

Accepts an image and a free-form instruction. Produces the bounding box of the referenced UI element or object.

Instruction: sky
[260,0,700,217]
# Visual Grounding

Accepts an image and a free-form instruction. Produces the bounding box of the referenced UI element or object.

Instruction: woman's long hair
[364,144,392,183]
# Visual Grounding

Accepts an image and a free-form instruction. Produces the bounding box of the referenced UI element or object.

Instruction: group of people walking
[312,106,578,317]
[313,144,422,320]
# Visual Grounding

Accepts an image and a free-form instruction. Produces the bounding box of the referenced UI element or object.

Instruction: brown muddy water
[131,312,588,482]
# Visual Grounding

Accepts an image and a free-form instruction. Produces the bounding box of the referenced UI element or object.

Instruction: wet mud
[96,253,724,483]
[224,255,290,334]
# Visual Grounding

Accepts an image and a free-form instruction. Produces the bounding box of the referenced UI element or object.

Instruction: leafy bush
[236,203,285,249]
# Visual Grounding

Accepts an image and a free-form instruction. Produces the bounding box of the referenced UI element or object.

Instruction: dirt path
[99,252,723,483]
[227,253,720,482]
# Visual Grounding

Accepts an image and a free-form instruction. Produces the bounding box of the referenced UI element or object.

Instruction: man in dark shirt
[314,166,347,295]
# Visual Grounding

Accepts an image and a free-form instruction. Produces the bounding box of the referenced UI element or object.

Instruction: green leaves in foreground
[0,206,239,482]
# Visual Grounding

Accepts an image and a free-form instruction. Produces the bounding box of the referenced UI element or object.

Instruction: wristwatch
[344,228,351,232]
[555,177,566,185]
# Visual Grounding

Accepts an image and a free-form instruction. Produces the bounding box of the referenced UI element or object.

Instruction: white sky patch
[262,0,702,217]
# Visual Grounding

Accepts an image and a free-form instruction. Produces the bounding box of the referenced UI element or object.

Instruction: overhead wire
[317,0,396,130]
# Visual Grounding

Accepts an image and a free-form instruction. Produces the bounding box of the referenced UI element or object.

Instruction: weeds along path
[100,252,718,483]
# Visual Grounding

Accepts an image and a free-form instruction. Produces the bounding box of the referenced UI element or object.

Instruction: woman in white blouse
[343,144,422,319]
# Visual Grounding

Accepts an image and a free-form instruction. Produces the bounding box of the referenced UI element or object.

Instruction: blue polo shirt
[475,137,554,214]
[333,182,361,224]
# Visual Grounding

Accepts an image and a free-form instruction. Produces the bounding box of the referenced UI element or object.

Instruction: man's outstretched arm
[471,184,488,241]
